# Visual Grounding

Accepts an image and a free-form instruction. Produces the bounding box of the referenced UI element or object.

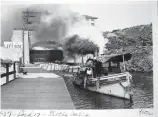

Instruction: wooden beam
[13,63,16,79]
[1,71,16,78]
[6,64,9,83]
[90,72,131,82]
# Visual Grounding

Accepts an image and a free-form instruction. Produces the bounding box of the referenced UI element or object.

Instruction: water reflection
[64,72,153,109]
[131,72,153,108]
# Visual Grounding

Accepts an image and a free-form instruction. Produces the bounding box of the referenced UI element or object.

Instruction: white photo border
[0,0,158,117]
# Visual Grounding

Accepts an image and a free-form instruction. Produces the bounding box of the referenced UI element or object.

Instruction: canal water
[63,72,153,109]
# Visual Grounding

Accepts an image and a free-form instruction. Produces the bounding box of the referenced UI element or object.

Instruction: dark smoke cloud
[1,4,105,54]
[33,6,83,44]
[1,4,83,45]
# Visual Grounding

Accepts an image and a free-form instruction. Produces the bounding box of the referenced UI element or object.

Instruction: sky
[1,1,155,45]
[1,1,155,30]
[67,2,154,31]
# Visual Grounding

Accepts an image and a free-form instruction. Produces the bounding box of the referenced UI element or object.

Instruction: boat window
[103,62,118,67]
[111,62,117,67]
[103,63,108,68]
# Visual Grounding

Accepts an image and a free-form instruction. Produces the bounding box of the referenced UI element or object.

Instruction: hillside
[103,24,152,72]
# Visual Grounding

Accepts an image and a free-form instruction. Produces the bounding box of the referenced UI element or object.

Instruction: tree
[64,35,99,64]
[104,24,153,72]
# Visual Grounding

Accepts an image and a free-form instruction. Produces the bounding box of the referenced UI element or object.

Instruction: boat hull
[73,79,132,100]
[86,81,131,100]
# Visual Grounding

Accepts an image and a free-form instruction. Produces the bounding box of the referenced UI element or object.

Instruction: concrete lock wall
[24,30,30,64]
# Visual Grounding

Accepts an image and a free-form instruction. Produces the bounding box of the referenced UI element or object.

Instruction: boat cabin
[85,53,132,76]
[102,53,132,74]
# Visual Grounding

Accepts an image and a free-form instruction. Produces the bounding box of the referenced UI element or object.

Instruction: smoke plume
[1,4,106,54]
[34,6,84,44]
[36,6,105,54]
[67,20,105,54]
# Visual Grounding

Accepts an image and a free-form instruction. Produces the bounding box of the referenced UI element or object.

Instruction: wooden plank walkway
[1,64,75,109]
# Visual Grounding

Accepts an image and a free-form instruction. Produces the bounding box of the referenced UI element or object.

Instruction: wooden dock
[1,64,75,109]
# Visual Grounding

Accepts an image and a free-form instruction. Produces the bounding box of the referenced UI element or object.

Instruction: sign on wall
[4,42,23,49]
[3,42,23,58]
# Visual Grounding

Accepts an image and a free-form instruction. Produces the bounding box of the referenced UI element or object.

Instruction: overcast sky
[2,1,155,30]
[1,1,156,44]
[68,2,155,31]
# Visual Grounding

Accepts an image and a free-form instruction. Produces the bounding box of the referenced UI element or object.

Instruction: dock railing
[1,61,16,85]
[39,62,80,73]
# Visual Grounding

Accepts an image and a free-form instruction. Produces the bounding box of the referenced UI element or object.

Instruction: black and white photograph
[0,0,157,114]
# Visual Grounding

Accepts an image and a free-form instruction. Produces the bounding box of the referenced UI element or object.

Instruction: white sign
[3,42,23,58]
[4,42,23,49]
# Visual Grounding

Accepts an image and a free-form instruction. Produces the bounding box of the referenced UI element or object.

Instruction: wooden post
[84,77,87,89]
[13,63,16,79]
[122,35,126,72]
[122,54,126,71]
[117,62,120,67]
[81,54,84,65]
[50,63,52,72]
[91,67,94,78]
[109,61,111,72]
[96,78,100,91]
[6,63,9,83]
[126,72,131,85]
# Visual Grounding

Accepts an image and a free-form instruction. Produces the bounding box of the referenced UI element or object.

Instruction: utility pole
[22,9,40,64]
[22,9,29,64]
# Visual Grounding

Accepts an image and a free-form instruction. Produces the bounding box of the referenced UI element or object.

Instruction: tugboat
[73,53,133,101]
